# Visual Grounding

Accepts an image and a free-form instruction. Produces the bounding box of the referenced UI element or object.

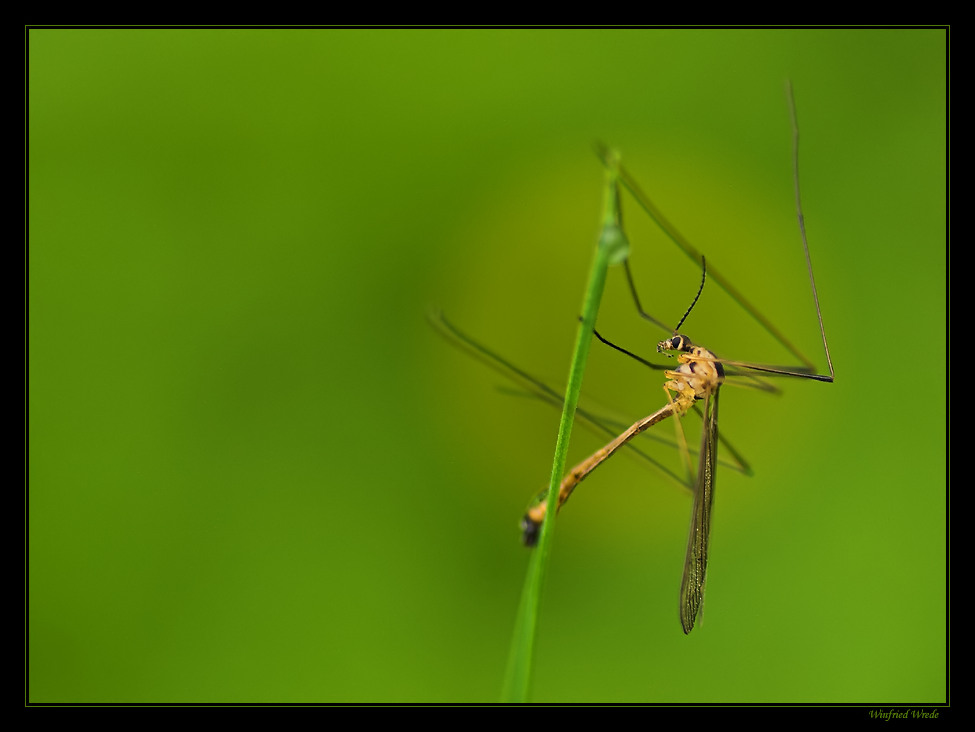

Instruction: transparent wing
[679,386,720,634]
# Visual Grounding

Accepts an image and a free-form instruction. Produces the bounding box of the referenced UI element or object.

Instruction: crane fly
[520,260,738,634]
[525,84,833,633]
[433,83,834,634]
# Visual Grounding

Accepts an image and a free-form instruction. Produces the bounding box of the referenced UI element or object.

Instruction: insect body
[658,334,723,633]
[521,328,726,633]
[658,334,724,413]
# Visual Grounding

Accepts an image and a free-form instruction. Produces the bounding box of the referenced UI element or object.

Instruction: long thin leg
[595,85,834,383]
[522,401,679,546]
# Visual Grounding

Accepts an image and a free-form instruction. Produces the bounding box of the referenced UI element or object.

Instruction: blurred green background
[28,29,946,703]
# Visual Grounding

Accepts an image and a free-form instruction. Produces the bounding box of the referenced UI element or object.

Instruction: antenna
[673,256,707,333]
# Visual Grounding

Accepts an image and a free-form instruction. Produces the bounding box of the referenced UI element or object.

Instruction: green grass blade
[500,150,628,702]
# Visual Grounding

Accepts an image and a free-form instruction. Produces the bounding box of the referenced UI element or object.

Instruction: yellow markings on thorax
[657,334,724,414]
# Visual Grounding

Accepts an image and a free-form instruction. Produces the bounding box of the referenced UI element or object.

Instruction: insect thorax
[658,335,724,407]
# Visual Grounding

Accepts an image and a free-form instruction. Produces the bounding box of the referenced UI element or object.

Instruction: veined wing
[679,386,720,634]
